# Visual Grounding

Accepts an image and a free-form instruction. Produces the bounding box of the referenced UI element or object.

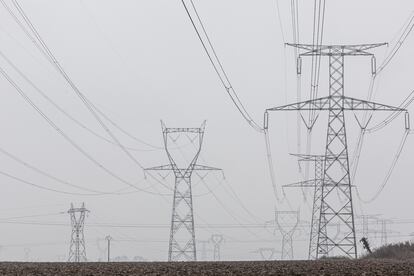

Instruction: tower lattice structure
[146,121,221,261]
[283,154,328,259]
[275,210,299,260]
[210,234,224,261]
[266,43,408,258]
[68,203,89,262]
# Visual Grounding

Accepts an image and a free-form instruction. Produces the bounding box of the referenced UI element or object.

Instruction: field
[0,260,413,276]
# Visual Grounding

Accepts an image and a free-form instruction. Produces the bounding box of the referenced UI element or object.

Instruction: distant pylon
[377,218,394,246]
[283,154,327,260]
[68,203,89,262]
[253,248,278,260]
[105,235,112,262]
[146,121,221,261]
[210,234,224,261]
[358,214,380,239]
[275,210,299,260]
[266,43,408,258]
[197,240,209,261]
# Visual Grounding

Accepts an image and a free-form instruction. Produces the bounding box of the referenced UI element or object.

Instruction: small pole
[105,235,112,262]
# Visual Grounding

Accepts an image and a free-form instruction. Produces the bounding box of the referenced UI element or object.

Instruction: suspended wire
[0,50,156,153]
[0,63,169,196]
[264,129,280,202]
[180,0,263,133]
[172,138,261,227]
[0,169,116,196]
[275,0,286,43]
[377,10,414,75]
[355,129,410,204]
[366,89,414,133]
[0,145,140,196]
[351,10,414,179]
[6,0,172,192]
[0,212,65,221]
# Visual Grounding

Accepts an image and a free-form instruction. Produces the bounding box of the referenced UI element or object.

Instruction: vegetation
[362,241,414,260]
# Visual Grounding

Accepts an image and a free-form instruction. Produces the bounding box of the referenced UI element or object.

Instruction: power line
[0,61,168,196]
[5,0,173,193]
[180,0,263,132]
[355,129,411,204]
[0,145,141,195]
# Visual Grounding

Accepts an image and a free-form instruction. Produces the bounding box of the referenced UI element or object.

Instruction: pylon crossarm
[283,179,317,188]
[163,128,204,134]
[286,43,387,56]
[192,164,222,171]
[266,96,406,112]
[290,153,325,161]
[145,164,175,171]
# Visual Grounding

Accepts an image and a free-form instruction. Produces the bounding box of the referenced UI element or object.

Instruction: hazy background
[0,0,412,261]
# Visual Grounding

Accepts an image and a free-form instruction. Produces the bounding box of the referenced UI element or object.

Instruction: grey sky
[0,0,412,261]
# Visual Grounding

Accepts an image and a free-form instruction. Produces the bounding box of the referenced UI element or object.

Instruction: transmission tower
[252,247,279,260]
[265,43,408,258]
[283,154,327,260]
[105,235,112,262]
[377,218,394,246]
[146,121,221,261]
[197,240,209,261]
[24,248,31,262]
[358,214,381,239]
[275,210,299,260]
[210,234,224,261]
[68,203,89,262]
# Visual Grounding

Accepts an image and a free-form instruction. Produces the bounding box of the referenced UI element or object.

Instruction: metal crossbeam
[286,43,387,56]
[267,96,405,112]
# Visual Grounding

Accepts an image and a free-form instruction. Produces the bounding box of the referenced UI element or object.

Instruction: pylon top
[287,43,387,56]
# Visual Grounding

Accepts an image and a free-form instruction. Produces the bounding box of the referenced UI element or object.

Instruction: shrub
[362,241,414,260]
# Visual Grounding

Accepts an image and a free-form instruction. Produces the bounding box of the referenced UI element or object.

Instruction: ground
[0,260,413,276]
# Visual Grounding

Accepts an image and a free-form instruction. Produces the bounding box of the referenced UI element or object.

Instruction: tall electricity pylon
[68,203,89,262]
[210,234,224,261]
[283,154,327,260]
[146,121,221,261]
[265,43,408,258]
[275,210,299,260]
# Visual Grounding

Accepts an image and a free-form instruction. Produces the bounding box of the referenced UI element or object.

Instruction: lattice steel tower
[275,210,299,260]
[283,154,327,260]
[68,203,89,262]
[146,121,221,261]
[210,234,224,261]
[266,43,407,258]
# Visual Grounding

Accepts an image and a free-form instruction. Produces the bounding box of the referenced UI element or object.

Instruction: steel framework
[275,210,299,260]
[146,121,221,261]
[265,43,407,258]
[210,234,224,261]
[68,203,89,262]
[253,247,279,260]
[283,154,328,259]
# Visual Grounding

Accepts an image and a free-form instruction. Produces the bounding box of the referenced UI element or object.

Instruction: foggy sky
[0,0,413,261]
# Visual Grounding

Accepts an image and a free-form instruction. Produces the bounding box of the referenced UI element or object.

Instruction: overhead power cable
[355,129,411,204]
[0,62,168,196]
[0,145,139,196]
[350,10,414,179]
[180,0,263,133]
[0,50,156,152]
[5,0,172,193]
